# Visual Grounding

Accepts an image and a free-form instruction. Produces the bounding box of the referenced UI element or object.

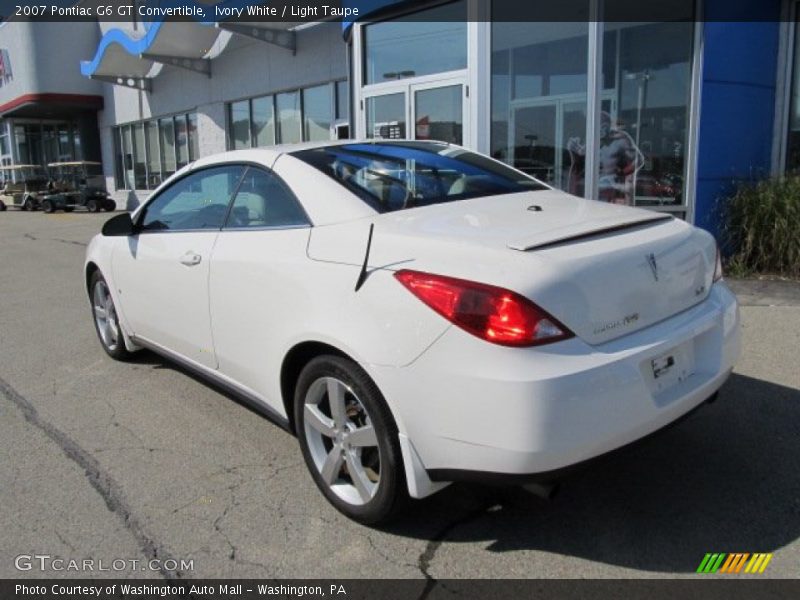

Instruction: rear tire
[23,197,35,211]
[0,200,6,211]
[294,355,408,525]
[89,271,132,361]
[86,199,99,213]
[41,199,54,214]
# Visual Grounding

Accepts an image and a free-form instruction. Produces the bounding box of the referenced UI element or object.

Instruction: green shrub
[722,175,800,278]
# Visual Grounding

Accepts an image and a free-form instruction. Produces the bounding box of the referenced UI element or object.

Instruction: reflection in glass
[113,129,124,190]
[363,1,467,84]
[336,80,349,120]
[42,126,58,164]
[187,113,199,160]
[276,91,302,144]
[57,125,72,161]
[600,19,694,206]
[252,96,275,147]
[414,85,462,145]
[491,17,589,192]
[159,117,176,179]
[122,125,134,189]
[175,116,189,170]
[230,100,251,149]
[133,123,147,189]
[366,93,406,139]
[303,85,332,142]
[145,121,161,188]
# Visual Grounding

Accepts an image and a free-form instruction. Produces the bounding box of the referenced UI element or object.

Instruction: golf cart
[0,164,53,211]
[45,161,114,213]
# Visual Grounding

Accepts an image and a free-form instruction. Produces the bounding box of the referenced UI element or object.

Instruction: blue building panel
[695,1,782,237]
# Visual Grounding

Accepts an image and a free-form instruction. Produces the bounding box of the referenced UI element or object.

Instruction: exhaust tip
[522,481,560,500]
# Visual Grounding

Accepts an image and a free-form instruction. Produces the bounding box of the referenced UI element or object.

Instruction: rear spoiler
[508,214,673,252]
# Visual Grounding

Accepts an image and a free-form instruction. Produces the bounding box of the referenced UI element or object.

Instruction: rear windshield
[291,142,547,212]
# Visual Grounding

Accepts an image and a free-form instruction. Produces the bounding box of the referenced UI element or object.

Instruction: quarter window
[140,165,245,232]
[225,168,308,229]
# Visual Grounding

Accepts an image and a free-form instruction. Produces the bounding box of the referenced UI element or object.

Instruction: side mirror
[102,212,135,237]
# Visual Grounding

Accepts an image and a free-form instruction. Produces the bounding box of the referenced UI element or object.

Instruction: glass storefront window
[491,18,589,191]
[145,121,161,188]
[113,128,124,190]
[366,93,406,139]
[122,125,134,190]
[175,115,189,169]
[42,125,58,164]
[363,1,467,84]
[599,20,694,206]
[73,129,82,161]
[57,125,72,161]
[414,85,463,145]
[229,100,251,149]
[336,80,349,121]
[133,123,147,190]
[112,112,195,189]
[490,2,695,207]
[187,113,199,160]
[159,117,176,179]
[276,91,302,144]
[303,85,332,142]
[251,96,275,147]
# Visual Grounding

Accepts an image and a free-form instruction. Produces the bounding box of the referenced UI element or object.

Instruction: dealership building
[0,0,793,234]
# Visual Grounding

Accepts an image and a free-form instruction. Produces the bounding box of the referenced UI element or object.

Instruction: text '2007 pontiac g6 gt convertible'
[85,140,740,525]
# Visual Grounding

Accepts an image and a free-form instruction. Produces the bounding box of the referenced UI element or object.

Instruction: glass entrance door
[509,94,615,193]
[412,83,464,145]
[364,78,468,146]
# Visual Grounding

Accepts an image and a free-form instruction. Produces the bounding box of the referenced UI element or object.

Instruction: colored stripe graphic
[698,553,773,574]
[744,553,773,574]
[697,553,726,573]
[719,553,749,573]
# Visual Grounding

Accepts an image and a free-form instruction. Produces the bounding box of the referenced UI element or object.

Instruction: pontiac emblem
[646,253,659,281]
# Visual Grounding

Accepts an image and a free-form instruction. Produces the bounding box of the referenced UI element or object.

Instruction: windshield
[291,142,547,212]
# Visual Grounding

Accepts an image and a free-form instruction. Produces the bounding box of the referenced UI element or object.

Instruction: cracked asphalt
[1,211,799,580]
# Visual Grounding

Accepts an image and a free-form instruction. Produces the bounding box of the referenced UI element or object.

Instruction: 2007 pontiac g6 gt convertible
[85,141,740,524]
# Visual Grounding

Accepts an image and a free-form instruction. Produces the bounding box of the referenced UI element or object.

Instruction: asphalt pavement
[1,210,799,580]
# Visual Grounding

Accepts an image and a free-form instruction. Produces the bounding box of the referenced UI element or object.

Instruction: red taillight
[394,270,574,347]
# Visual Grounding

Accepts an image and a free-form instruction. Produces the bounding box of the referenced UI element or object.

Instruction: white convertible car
[85,140,740,524]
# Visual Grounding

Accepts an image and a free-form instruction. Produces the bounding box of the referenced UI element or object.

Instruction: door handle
[179,251,202,266]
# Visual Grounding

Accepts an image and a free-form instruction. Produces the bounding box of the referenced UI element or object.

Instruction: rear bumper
[370,282,740,489]
[426,390,719,485]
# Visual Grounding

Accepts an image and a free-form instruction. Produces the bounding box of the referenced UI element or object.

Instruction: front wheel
[41,199,54,214]
[295,355,408,525]
[86,199,99,213]
[0,200,6,211]
[90,271,132,361]
[23,197,35,211]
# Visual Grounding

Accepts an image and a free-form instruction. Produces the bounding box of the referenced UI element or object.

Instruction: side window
[140,165,245,232]
[225,168,308,229]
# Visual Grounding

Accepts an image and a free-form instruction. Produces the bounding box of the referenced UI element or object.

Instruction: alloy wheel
[92,280,119,351]
[303,376,381,506]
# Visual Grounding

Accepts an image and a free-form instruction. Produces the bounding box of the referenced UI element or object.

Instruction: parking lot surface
[1,211,799,579]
